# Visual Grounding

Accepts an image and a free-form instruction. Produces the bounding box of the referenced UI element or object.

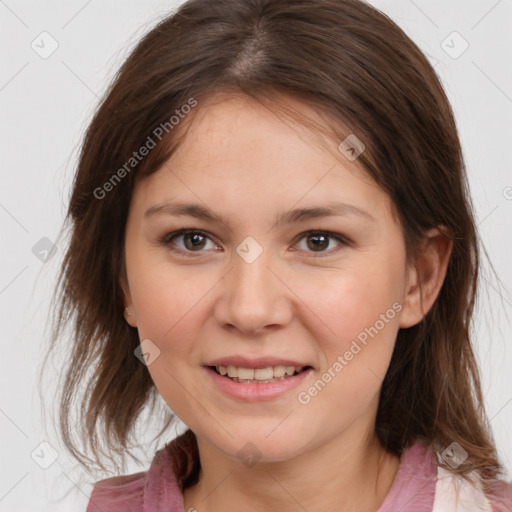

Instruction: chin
[214,430,306,464]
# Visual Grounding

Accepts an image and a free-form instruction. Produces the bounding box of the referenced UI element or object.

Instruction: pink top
[86,432,512,511]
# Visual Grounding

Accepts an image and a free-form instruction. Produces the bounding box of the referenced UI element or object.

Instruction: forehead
[172,91,349,165]
[130,92,394,227]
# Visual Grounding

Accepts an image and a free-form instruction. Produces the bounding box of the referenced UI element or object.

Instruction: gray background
[1,0,511,510]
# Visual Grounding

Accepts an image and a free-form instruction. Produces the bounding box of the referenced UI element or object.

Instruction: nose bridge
[217,235,291,333]
[231,236,277,306]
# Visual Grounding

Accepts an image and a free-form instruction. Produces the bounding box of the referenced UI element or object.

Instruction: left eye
[294,231,348,254]
[160,229,349,257]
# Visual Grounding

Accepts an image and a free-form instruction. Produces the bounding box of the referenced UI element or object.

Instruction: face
[122,92,418,463]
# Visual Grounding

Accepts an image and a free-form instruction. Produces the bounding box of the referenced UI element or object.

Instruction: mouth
[207,365,313,384]
[203,363,315,401]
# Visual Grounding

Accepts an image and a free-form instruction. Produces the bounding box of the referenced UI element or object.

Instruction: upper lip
[205,356,313,369]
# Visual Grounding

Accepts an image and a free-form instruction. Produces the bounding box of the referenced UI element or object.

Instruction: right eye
[160,229,218,257]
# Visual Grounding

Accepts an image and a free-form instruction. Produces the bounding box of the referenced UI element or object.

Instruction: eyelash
[159,228,351,258]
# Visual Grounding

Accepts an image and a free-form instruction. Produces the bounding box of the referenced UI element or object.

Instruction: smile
[204,365,314,401]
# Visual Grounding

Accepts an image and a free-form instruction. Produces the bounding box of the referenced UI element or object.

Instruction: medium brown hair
[43,0,509,499]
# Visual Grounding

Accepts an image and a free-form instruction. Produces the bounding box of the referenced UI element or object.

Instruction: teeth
[217,365,305,381]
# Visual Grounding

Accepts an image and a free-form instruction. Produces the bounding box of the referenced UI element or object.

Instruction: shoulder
[486,478,512,512]
[86,443,185,512]
[378,439,512,512]
[378,439,438,511]
[432,455,512,512]
[433,466,492,511]
[86,470,146,512]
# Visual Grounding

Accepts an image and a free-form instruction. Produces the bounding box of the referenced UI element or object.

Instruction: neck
[183,427,400,512]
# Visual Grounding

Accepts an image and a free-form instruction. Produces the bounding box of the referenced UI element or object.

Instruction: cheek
[296,264,401,343]
[294,265,400,398]
[126,274,200,385]
[128,265,208,414]
[129,259,209,332]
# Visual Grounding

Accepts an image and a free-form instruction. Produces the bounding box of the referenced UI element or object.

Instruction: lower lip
[204,366,314,401]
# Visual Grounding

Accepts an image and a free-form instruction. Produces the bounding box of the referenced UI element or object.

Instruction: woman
[45,0,512,510]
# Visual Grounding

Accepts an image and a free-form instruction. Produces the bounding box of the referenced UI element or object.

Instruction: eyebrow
[143,200,376,229]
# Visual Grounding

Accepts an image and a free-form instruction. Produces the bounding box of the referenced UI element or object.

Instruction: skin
[121,92,452,512]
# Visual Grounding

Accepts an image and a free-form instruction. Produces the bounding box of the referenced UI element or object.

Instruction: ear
[120,273,138,328]
[398,226,453,329]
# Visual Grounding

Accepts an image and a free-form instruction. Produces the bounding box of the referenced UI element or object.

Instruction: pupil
[308,234,328,251]
[185,233,205,250]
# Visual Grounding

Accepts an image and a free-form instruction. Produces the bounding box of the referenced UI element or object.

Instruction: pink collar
[87,438,437,511]
[143,438,437,511]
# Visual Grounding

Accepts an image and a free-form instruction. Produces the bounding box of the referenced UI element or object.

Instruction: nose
[213,243,293,336]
